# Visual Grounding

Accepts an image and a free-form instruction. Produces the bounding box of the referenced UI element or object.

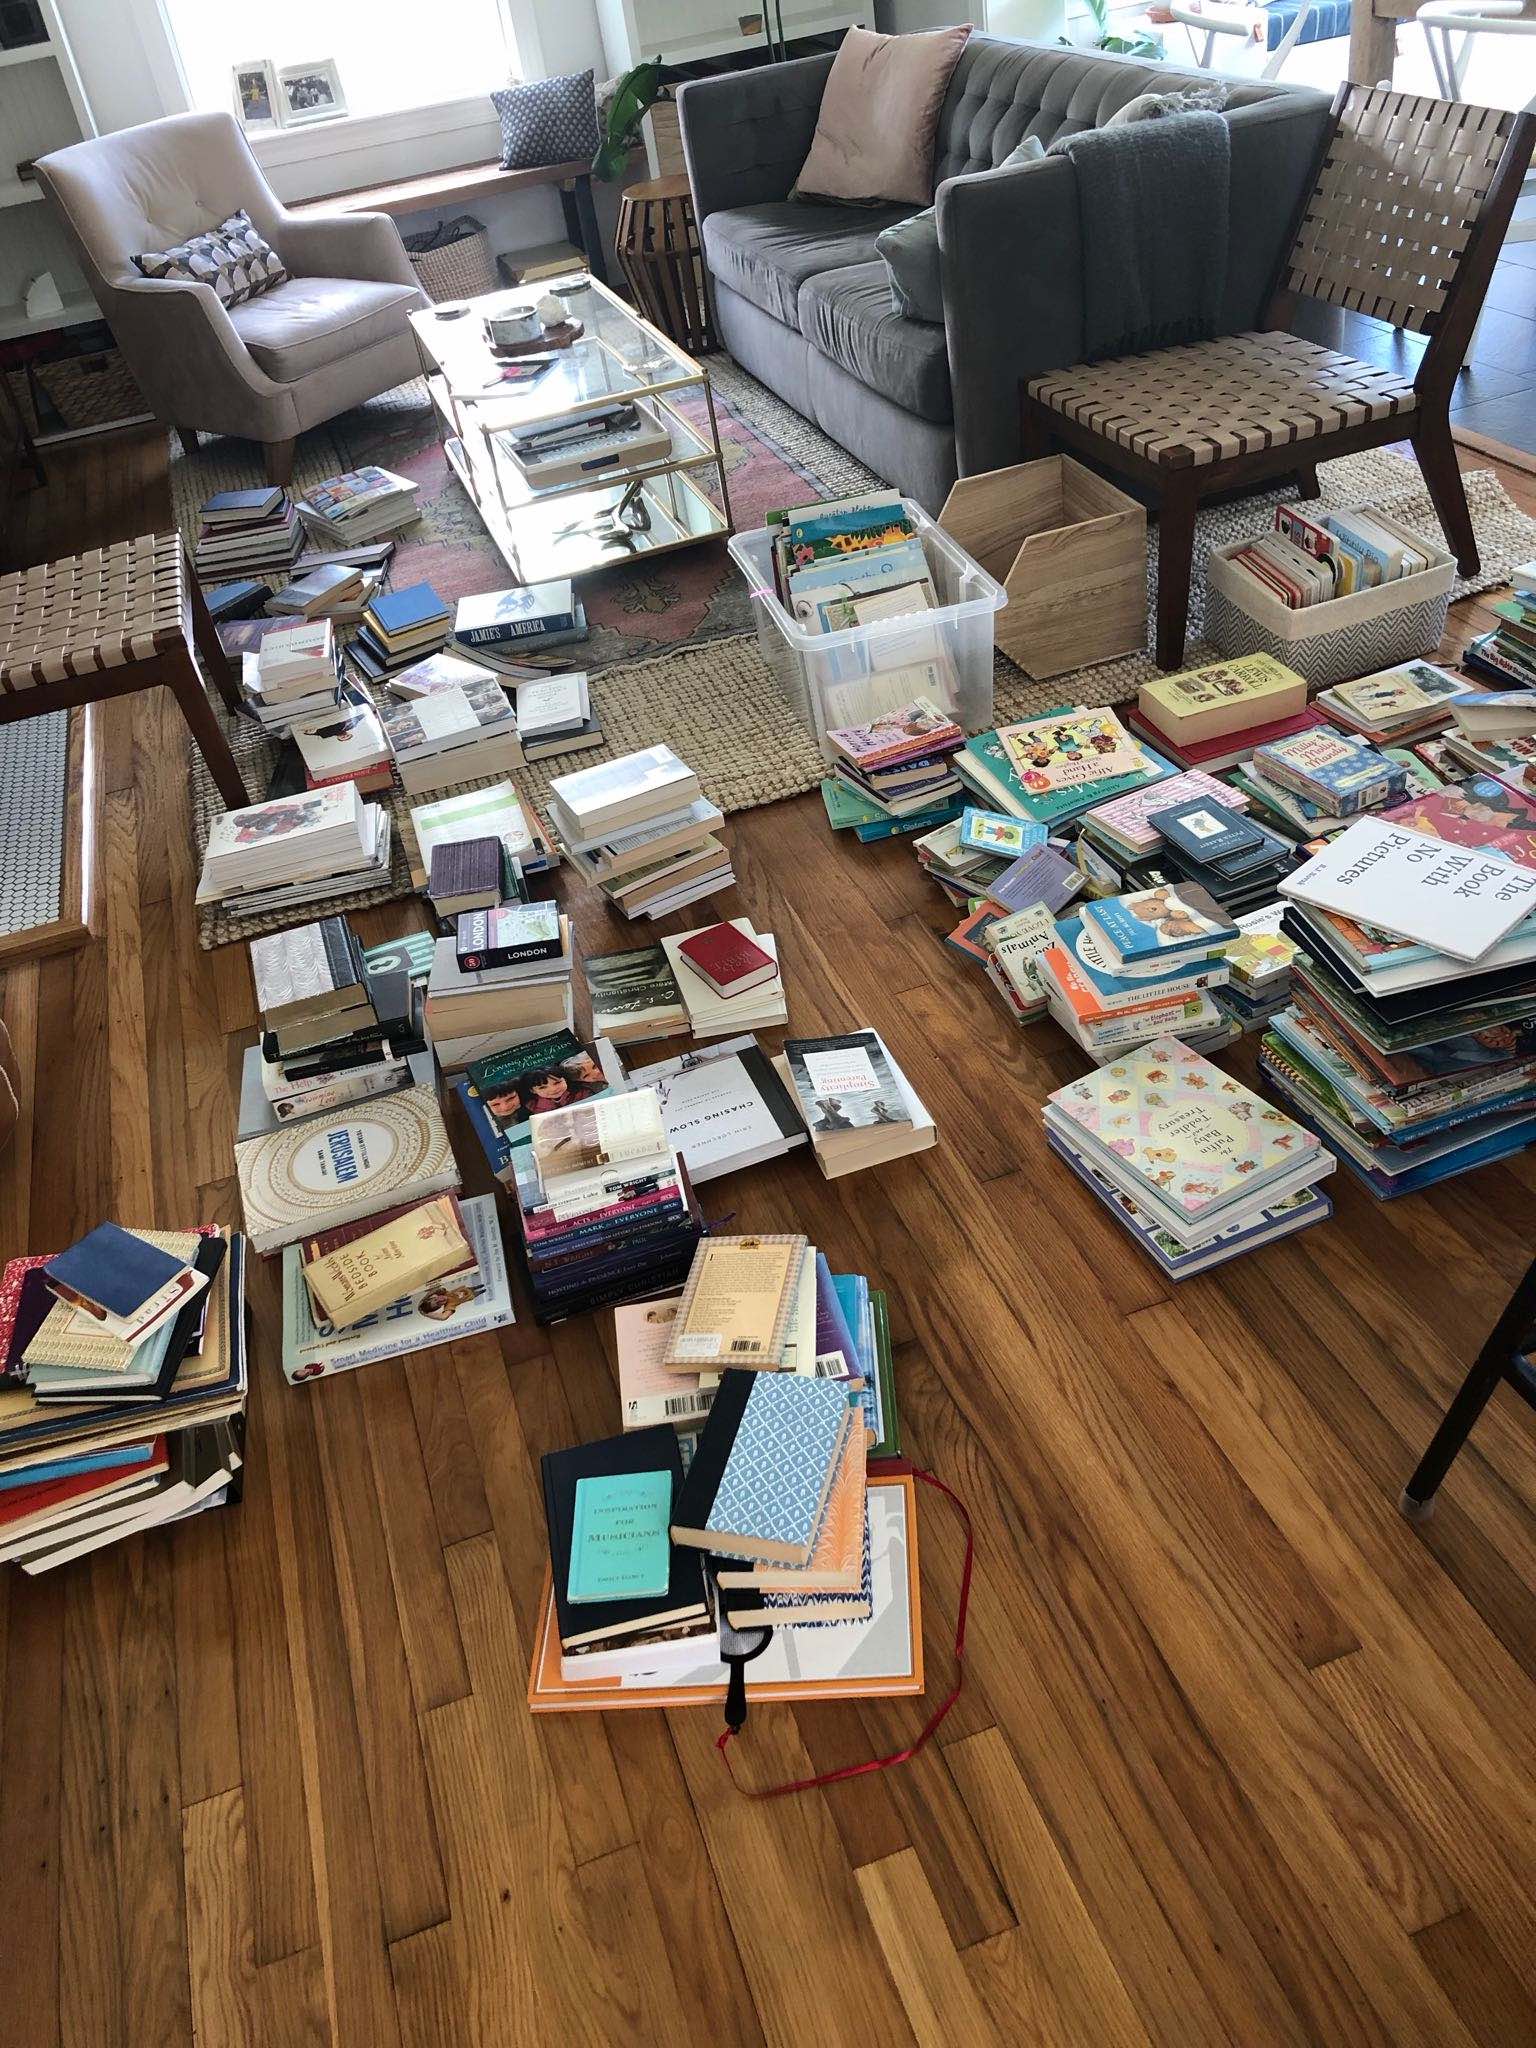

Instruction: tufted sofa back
[932,37,1305,184]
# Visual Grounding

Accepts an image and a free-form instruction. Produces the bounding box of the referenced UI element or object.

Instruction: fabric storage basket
[1203,507,1455,690]
[402,216,498,303]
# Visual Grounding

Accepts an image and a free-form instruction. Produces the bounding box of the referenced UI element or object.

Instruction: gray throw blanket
[1047,112,1231,361]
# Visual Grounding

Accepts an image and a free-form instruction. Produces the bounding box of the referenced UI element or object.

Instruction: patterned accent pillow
[492,71,599,172]
[134,210,288,307]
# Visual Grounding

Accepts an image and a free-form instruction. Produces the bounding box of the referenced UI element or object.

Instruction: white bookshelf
[0,0,99,339]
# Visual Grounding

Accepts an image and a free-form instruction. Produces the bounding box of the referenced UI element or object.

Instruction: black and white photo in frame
[277,59,347,125]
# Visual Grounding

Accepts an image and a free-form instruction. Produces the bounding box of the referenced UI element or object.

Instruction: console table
[295,158,608,286]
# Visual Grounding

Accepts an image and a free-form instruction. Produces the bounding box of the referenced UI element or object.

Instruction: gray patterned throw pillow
[134,209,288,307]
[492,71,600,172]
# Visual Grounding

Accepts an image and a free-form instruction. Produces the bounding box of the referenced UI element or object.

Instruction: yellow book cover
[1138,655,1307,745]
[301,1194,469,1329]
[662,1234,808,1373]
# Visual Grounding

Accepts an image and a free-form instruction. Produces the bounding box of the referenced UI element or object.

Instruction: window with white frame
[158,0,522,128]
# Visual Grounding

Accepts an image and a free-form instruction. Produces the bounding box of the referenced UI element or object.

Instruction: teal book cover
[567,1470,673,1604]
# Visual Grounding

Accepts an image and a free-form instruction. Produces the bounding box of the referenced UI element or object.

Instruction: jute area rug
[187,357,1536,946]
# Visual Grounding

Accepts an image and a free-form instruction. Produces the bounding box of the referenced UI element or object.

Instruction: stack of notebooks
[1463,557,1536,689]
[197,783,392,922]
[509,1088,704,1323]
[548,746,733,919]
[1238,725,1409,842]
[772,1028,936,1177]
[234,1082,460,1255]
[1045,1036,1335,1278]
[240,617,344,730]
[514,670,603,761]
[0,1224,248,1573]
[1038,886,1241,1063]
[424,901,576,1072]
[660,918,786,1037]
[295,465,420,548]
[380,652,524,795]
[267,559,385,624]
[824,691,966,827]
[240,915,429,1134]
[1261,794,1536,1195]
[194,486,302,582]
[451,581,589,676]
[278,1191,513,1382]
[955,705,1176,831]
[1128,653,1321,775]
[351,584,452,683]
[1312,660,1477,749]
[407,779,560,894]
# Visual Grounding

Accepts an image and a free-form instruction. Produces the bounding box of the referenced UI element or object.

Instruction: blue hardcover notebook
[694,1372,855,1561]
[566,1470,672,1603]
[368,583,449,637]
[44,1223,186,1321]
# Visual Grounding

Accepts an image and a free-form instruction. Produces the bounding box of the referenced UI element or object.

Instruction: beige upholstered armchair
[35,111,427,484]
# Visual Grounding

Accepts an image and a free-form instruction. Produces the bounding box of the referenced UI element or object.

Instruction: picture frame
[276,59,348,127]
[232,59,281,134]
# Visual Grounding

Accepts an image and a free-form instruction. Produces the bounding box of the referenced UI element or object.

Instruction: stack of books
[197,784,392,922]
[194,486,302,582]
[1312,660,1477,748]
[426,833,520,921]
[1464,559,1536,688]
[509,1088,705,1322]
[912,813,1018,905]
[1077,769,1251,876]
[1045,1036,1334,1278]
[234,1083,459,1255]
[295,465,420,548]
[500,400,673,490]
[408,780,560,892]
[0,1225,248,1572]
[955,705,1176,829]
[1440,688,1536,784]
[381,652,524,794]
[451,581,589,675]
[1038,887,1240,1062]
[424,904,575,1072]
[267,559,385,624]
[279,1192,513,1383]
[1240,725,1409,841]
[514,671,603,761]
[290,692,393,794]
[458,1029,624,1158]
[979,904,1059,1026]
[824,694,965,825]
[1226,503,1432,607]
[773,1028,936,1177]
[548,746,733,918]
[660,918,786,1037]
[1128,653,1320,775]
[1213,910,1298,1034]
[1261,802,1536,1194]
[241,617,344,730]
[351,584,452,682]
[241,916,429,1133]
[769,489,937,632]
[1141,788,1297,916]
[624,1034,809,1184]
[584,943,692,1044]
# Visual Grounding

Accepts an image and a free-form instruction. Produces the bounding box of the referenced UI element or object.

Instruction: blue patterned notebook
[706,1373,853,1558]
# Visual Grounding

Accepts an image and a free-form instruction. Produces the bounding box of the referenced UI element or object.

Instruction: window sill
[251,93,499,170]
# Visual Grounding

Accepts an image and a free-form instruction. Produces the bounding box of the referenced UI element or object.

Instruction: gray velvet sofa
[677,38,1332,511]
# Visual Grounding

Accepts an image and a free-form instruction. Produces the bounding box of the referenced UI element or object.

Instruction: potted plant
[593,59,669,181]
[1075,0,1164,59]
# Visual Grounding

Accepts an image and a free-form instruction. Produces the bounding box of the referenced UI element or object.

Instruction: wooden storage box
[939,455,1146,679]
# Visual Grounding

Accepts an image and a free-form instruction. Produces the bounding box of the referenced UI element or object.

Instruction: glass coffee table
[411,272,733,585]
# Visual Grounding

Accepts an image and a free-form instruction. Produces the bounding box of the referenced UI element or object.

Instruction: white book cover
[549,744,696,826]
[516,671,590,738]
[203,783,363,867]
[627,1035,805,1184]
[1281,817,1536,963]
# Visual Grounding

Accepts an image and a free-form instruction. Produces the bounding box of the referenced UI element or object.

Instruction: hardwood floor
[2,427,1536,2048]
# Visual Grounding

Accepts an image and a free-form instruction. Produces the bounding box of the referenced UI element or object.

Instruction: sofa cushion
[702,202,911,329]
[798,262,952,422]
[226,276,420,382]
[876,134,1044,324]
[793,24,972,206]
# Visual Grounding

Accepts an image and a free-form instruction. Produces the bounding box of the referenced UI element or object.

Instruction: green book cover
[869,1291,901,1461]
[820,776,886,829]
[567,1470,673,1604]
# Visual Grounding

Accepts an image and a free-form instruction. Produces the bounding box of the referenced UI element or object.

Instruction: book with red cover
[675,922,779,998]
[1127,704,1327,773]
[0,1437,168,1532]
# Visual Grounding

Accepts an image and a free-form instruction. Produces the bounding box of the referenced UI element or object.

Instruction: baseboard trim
[1452,424,1536,479]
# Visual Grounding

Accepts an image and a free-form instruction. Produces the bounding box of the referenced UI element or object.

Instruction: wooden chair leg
[263,438,296,487]
[1413,416,1479,577]
[1295,463,1321,500]
[1019,399,1054,464]
[165,651,249,810]
[173,425,201,457]
[183,553,242,713]
[1154,471,1201,671]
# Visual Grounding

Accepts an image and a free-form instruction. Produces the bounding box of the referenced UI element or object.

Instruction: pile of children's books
[197,783,393,923]
[1038,883,1241,1063]
[1140,786,1297,916]
[773,1028,936,1177]
[279,1191,513,1383]
[1440,683,1536,786]
[1313,659,1476,750]
[380,651,525,794]
[194,486,302,582]
[1213,909,1298,1034]
[1262,786,1536,1195]
[769,489,935,632]
[240,616,344,730]
[1464,557,1536,690]
[1044,1036,1335,1278]
[295,465,420,548]
[824,692,965,828]
[508,1087,705,1323]
[239,914,430,1135]
[450,580,589,675]
[0,1223,247,1572]
[1238,724,1409,842]
[549,745,733,919]
[956,703,1175,830]
[351,583,452,683]
[425,894,576,1073]
[1226,502,1436,608]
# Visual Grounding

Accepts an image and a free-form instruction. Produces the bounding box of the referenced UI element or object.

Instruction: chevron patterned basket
[1202,507,1454,690]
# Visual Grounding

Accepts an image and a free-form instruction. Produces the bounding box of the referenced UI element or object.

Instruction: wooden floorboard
[1,427,1534,2046]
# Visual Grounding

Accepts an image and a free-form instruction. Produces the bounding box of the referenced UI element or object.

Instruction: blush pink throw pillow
[794,25,973,207]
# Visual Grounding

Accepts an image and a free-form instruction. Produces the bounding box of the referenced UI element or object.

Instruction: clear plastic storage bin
[727,498,1006,761]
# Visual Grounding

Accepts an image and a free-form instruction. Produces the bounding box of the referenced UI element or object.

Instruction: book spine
[457,613,577,645]
[455,939,564,973]
[287,1303,510,1380]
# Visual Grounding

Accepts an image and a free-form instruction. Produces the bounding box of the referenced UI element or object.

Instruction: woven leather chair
[1021,85,1536,669]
